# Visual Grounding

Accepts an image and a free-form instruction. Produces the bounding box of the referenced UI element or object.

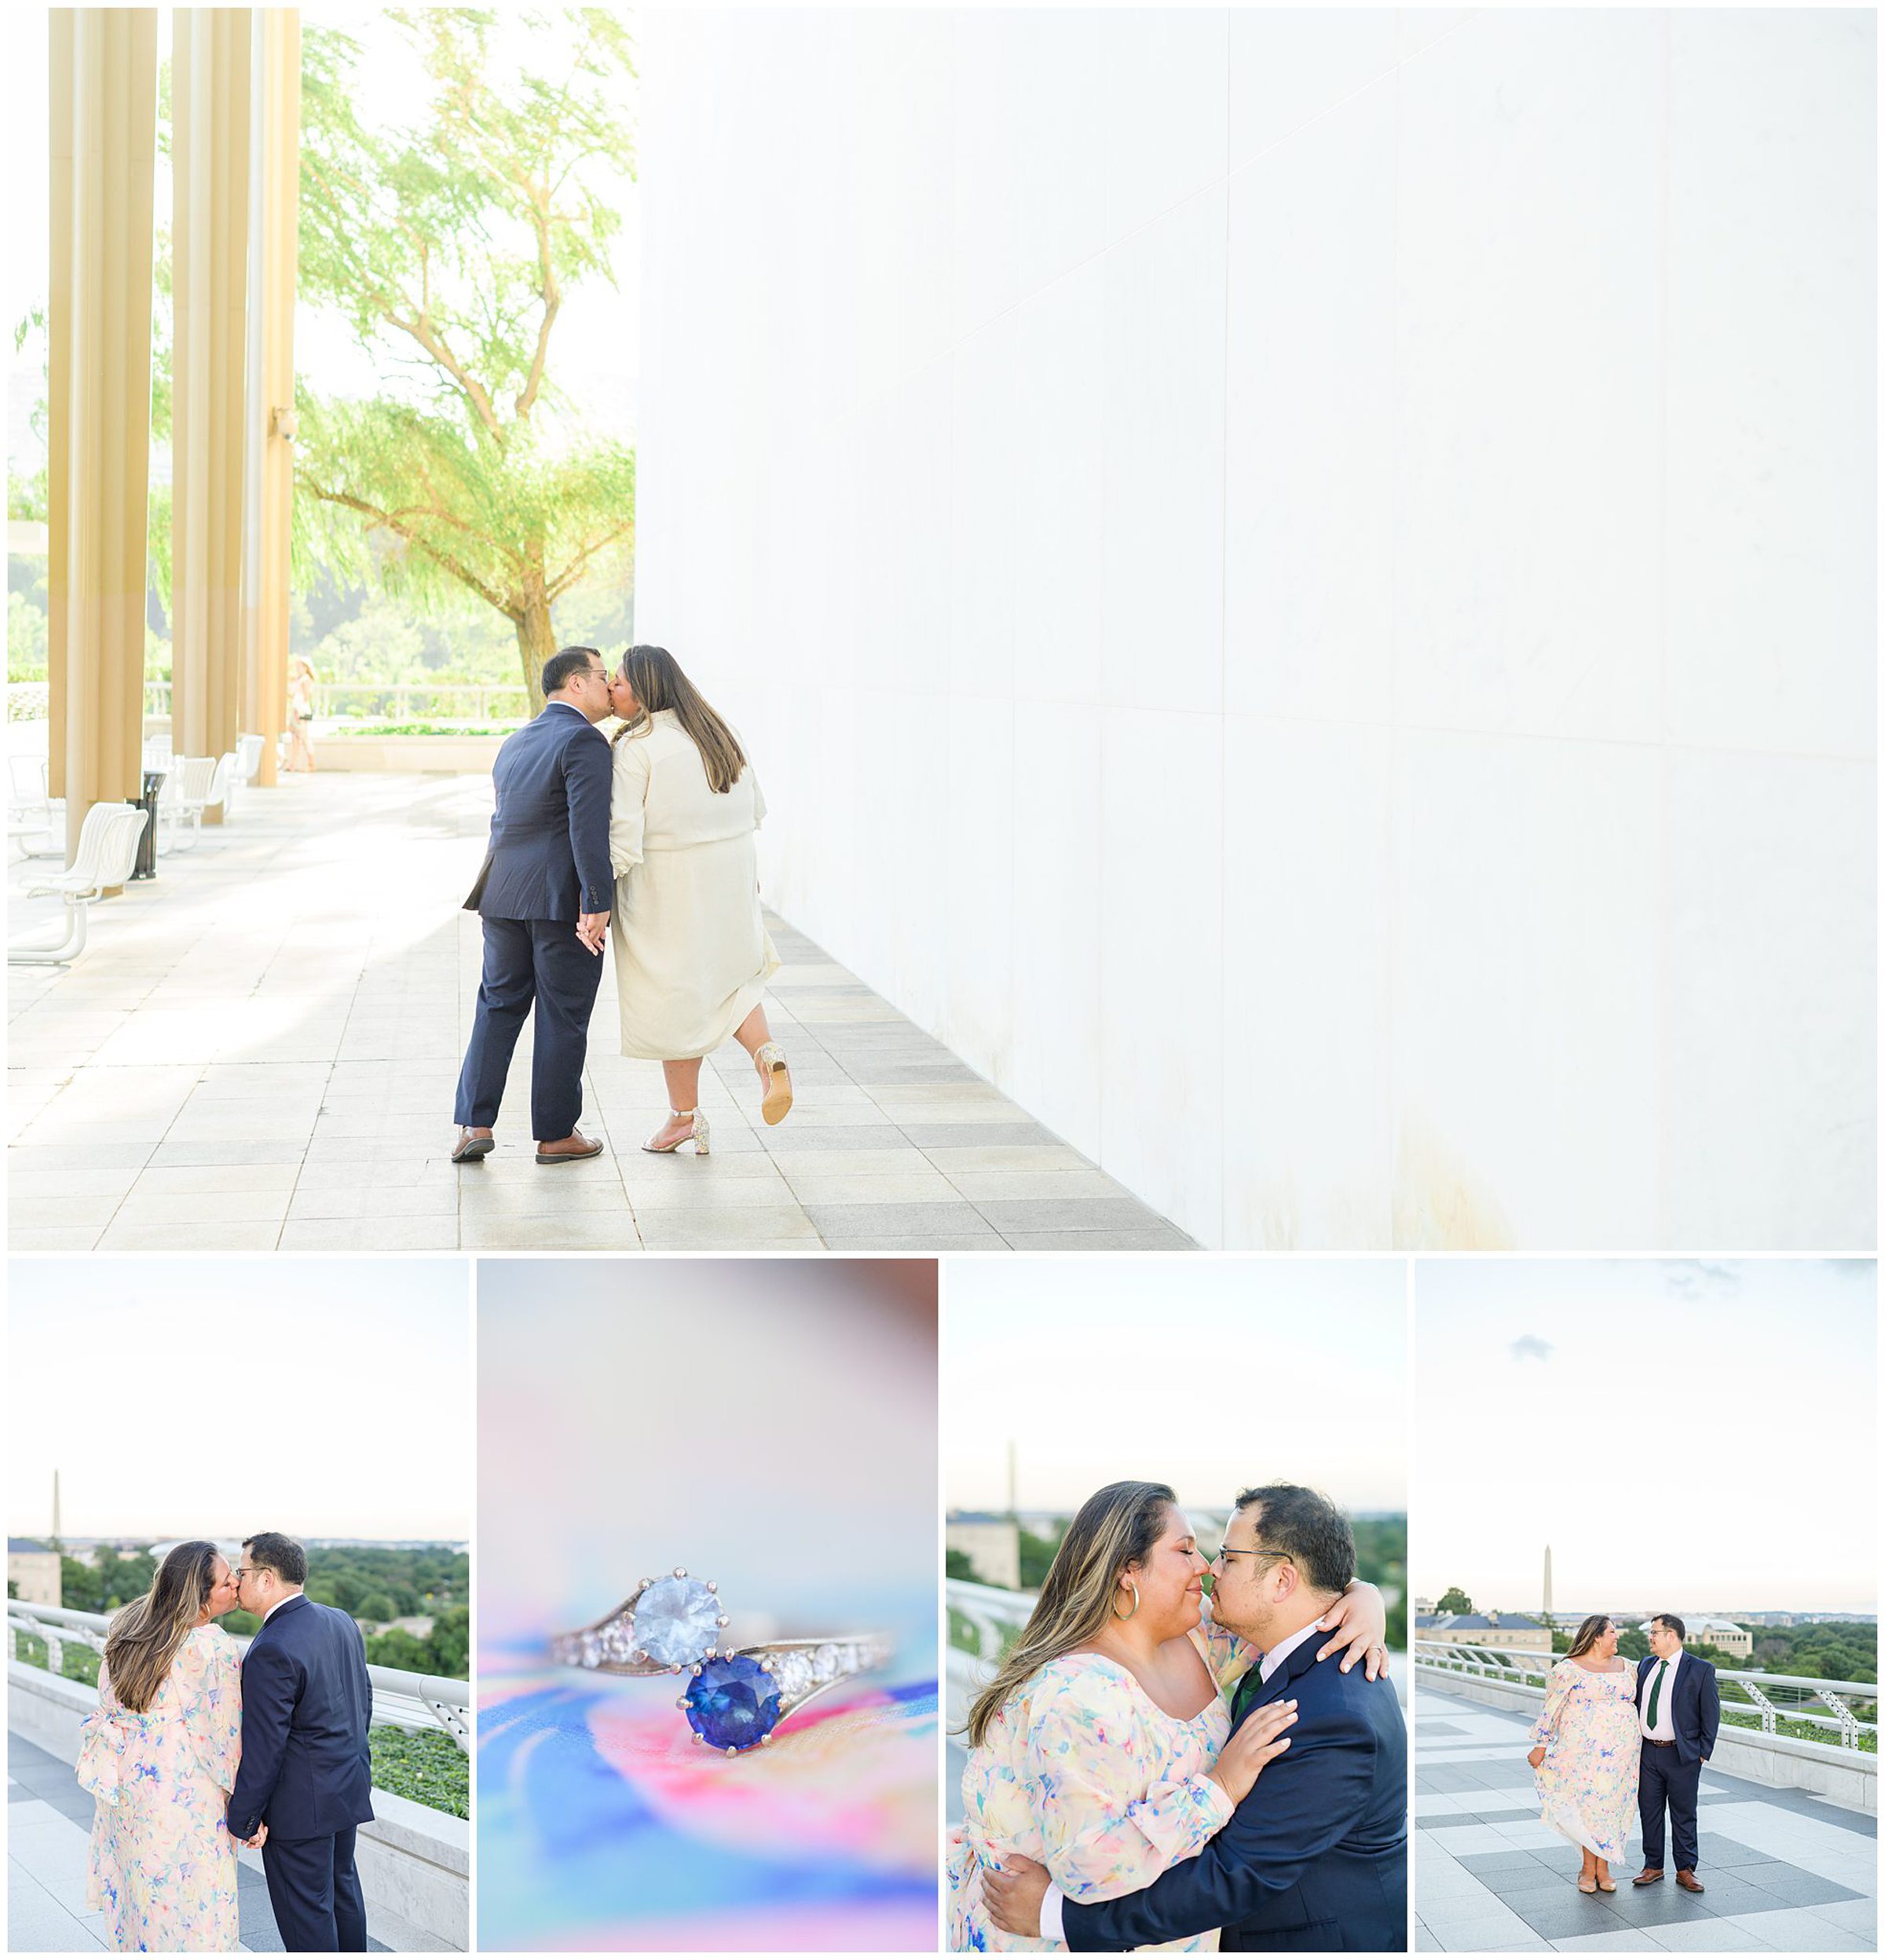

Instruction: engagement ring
[550,1567,895,1753]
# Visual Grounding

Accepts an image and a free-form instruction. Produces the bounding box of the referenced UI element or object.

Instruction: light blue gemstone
[634,1576,721,1666]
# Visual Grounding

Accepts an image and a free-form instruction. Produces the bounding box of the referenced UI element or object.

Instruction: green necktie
[1646,1660,1668,1728]
[1232,1666,1264,1726]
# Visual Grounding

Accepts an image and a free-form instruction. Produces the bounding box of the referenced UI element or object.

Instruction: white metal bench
[6,754,61,857]
[9,802,149,966]
[167,753,232,847]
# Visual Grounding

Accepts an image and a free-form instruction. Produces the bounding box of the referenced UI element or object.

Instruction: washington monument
[1543,1543,1554,1620]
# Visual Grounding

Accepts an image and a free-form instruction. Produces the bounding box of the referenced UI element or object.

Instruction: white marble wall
[634,8,1876,1249]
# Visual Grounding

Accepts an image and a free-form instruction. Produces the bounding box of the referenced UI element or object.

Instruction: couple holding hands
[452,642,790,1168]
[78,1534,376,1953]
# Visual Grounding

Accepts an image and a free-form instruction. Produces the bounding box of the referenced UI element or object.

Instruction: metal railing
[1416,1640,1877,1753]
[141,680,528,724]
[8,1600,469,1752]
[16,680,530,727]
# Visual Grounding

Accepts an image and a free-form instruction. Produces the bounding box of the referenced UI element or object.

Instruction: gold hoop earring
[1114,1578,1140,1621]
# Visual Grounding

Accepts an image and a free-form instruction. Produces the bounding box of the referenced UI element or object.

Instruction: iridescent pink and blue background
[477,1258,939,1951]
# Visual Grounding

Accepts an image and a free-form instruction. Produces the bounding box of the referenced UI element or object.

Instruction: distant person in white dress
[605,644,790,1154]
[284,658,317,773]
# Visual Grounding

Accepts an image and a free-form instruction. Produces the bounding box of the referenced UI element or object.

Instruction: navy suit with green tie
[1634,1651,1718,1874]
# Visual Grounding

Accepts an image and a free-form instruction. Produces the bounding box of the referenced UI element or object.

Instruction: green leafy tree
[1019,1523,1071,1592]
[295,9,639,711]
[355,1591,399,1624]
[945,1548,978,1582]
[1436,1587,1473,1614]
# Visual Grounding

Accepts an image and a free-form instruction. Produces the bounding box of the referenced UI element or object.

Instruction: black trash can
[130,770,165,880]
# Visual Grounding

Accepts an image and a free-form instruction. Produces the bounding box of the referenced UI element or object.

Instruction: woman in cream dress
[79,1541,256,1952]
[946,1481,1386,1953]
[606,645,789,1154]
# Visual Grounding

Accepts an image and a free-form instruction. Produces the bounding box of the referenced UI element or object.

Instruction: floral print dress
[947,1613,1257,1952]
[1529,1658,1641,1863]
[79,1624,243,1952]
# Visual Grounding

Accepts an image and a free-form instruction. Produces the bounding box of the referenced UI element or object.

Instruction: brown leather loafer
[452,1127,496,1163]
[1633,1868,1664,1887]
[536,1130,605,1165]
[1675,1870,1704,1894]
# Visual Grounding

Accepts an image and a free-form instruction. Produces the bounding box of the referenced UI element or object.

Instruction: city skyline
[7,1260,471,1541]
[946,1259,1407,1515]
[1417,1260,1877,1612]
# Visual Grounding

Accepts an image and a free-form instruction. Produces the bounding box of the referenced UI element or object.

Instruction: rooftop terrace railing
[8,1600,469,1752]
[1416,1639,1877,1753]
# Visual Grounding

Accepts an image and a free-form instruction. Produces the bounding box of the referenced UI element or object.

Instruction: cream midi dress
[607,708,780,1059]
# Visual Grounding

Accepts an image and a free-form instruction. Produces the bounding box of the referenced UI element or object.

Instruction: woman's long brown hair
[102,1541,221,1712]
[961,1481,1176,1750]
[613,645,749,794]
[1565,1612,1615,1661]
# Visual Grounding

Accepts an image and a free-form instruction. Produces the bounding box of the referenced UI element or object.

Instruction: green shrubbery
[370,1726,469,1818]
[13,1630,101,1687]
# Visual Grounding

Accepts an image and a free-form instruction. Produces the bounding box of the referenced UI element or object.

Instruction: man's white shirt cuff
[1040,1883,1067,1944]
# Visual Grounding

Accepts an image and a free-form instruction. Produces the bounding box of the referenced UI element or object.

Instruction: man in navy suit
[227,1533,375,1951]
[452,645,616,1165]
[984,1484,1407,1951]
[1631,1613,1720,1896]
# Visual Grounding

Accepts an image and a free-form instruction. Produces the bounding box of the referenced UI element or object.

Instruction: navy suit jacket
[226,1595,375,1843]
[466,701,613,921]
[1063,1634,1408,1952]
[1634,1652,1719,1767]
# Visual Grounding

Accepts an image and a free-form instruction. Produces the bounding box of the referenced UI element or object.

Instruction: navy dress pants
[454,916,605,1141]
[1638,1743,1702,1871]
[262,1827,367,1951]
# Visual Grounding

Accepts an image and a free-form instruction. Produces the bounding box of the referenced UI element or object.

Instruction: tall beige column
[47,9,160,864]
[250,9,299,787]
[170,8,252,801]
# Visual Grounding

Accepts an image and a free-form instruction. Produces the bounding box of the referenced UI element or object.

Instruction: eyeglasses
[1215,1545,1288,1567]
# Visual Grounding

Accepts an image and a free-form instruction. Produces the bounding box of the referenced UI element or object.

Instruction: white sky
[8,1259,473,1541]
[1415,1259,1878,1613]
[944,1259,1408,1517]
[5,5,639,478]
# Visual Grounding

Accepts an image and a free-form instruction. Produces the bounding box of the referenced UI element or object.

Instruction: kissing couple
[452,643,792,1169]
[76,1534,375,1953]
[949,1482,1407,1952]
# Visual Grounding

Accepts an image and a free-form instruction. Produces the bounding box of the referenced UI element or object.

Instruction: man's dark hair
[1652,1611,1686,1643]
[541,645,602,697]
[243,1531,308,1586]
[1235,1483,1356,1596]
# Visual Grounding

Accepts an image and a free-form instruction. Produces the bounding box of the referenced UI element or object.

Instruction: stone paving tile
[1643,1920,1778,1951]
[999,1227,1199,1250]
[822,1232,1007,1249]
[1418,1687,1874,1954]
[7,773,1191,1251]
[278,1217,463,1252]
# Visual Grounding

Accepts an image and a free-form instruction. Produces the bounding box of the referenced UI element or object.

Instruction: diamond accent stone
[632,1576,723,1667]
[768,1651,815,1701]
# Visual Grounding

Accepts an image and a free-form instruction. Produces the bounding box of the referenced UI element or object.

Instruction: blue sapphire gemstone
[683,1655,783,1752]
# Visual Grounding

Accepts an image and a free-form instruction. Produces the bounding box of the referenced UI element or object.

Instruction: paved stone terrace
[7,1731,438,1951]
[7,771,1191,1252]
[1416,1685,1878,1952]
